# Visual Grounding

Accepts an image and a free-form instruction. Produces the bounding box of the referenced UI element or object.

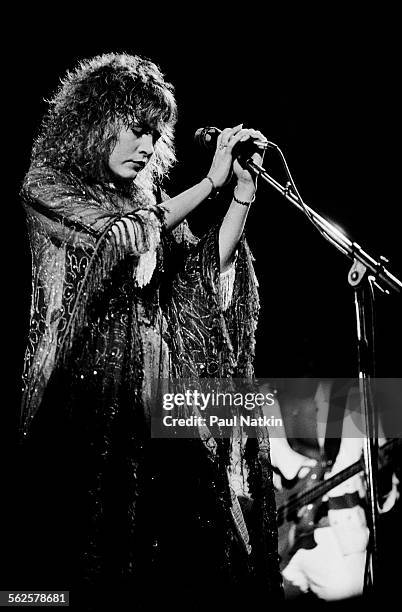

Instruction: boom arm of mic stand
[244,157,402,294]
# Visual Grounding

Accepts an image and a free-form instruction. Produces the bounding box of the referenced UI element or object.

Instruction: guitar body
[275,461,329,569]
[274,439,401,570]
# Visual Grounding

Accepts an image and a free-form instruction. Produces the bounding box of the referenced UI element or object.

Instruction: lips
[128,160,147,169]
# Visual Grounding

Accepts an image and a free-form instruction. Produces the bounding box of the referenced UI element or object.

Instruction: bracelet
[205,175,219,199]
[233,188,256,206]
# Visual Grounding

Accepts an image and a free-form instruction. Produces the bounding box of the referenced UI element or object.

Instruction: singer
[19,52,280,608]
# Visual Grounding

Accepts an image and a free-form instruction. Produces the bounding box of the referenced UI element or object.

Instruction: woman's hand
[216,126,267,271]
[207,125,267,189]
[233,128,267,187]
[161,126,267,232]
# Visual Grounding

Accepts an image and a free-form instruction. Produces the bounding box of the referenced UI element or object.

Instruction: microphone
[194,126,223,149]
[194,126,274,151]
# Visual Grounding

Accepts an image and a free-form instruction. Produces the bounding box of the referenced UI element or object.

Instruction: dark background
[8,20,400,423]
[2,12,401,595]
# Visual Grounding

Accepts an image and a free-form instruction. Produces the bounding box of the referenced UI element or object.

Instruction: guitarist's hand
[270,437,317,484]
[324,437,364,498]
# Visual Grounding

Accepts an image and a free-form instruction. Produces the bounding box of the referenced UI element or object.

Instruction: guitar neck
[277,438,400,524]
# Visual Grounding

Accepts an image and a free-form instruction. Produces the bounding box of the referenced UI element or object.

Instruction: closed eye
[130,124,161,144]
[130,125,143,137]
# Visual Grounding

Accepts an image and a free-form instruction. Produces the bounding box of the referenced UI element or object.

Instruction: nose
[137,133,155,157]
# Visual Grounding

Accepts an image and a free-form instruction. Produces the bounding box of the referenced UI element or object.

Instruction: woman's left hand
[233,128,268,187]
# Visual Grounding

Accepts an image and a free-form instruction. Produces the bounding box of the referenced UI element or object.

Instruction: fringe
[220,260,236,311]
[58,206,164,365]
[226,237,260,378]
[134,211,161,287]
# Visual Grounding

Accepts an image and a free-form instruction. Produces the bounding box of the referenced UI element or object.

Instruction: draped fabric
[20,162,281,608]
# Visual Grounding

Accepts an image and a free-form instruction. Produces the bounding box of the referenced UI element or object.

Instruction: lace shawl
[20,164,281,600]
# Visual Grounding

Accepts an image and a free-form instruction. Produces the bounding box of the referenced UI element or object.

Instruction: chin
[114,169,137,181]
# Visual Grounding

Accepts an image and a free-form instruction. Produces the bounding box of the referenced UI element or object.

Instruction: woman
[20,53,280,608]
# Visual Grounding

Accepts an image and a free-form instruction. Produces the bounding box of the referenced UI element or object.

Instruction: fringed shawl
[20,163,281,604]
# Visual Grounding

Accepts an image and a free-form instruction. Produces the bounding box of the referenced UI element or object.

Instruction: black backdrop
[9,24,401,414]
[2,13,401,603]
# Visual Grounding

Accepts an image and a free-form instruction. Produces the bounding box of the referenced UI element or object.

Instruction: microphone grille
[194,126,220,148]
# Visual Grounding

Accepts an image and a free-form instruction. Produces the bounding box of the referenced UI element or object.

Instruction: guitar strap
[323,379,351,465]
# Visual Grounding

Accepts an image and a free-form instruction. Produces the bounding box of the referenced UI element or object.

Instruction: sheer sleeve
[22,165,166,257]
[165,222,259,379]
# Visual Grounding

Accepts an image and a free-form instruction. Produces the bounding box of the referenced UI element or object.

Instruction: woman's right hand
[207,123,250,188]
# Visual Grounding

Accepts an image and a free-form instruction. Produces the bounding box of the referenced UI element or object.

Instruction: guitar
[275,438,401,567]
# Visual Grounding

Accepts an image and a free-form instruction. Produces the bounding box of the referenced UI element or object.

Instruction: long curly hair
[32,53,177,193]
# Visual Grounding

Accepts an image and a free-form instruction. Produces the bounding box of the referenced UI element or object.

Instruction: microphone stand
[242,154,402,593]
[243,157,401,294]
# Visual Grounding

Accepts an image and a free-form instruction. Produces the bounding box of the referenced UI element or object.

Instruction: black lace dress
[19,162,281,608]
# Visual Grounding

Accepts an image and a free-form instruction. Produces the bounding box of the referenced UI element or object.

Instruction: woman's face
[108,124,159,180]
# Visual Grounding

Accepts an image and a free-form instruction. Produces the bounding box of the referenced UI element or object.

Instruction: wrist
[233,184,256,206]
[235,181,256,199]
[204,175,220,199]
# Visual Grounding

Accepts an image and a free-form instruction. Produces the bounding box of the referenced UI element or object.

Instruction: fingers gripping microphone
[194,126,274,151]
